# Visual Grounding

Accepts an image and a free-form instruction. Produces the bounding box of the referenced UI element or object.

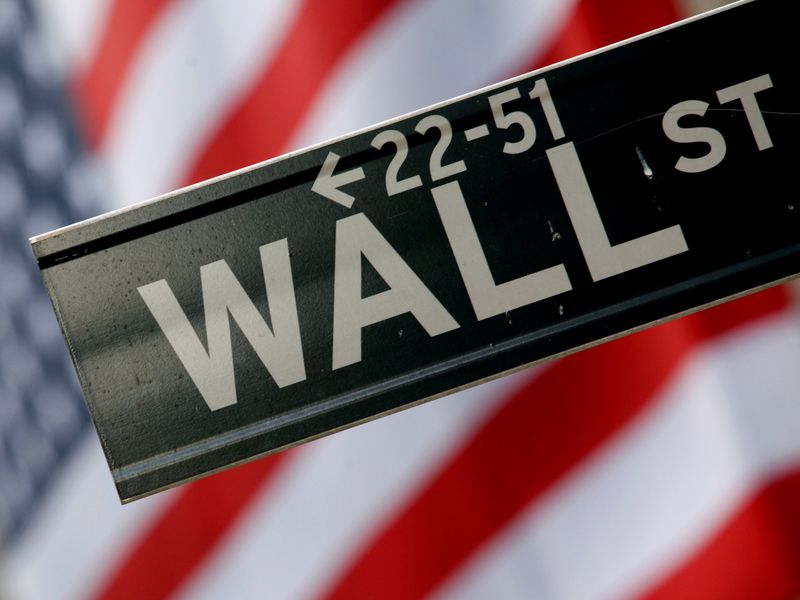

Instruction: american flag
[0,0,98,543]
[3,0,800,598]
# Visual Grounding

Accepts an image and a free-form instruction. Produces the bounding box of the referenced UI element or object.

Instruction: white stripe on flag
[0,435,176,600]
[174,372,531,600]
[289,0,576,150]
[30,0,112,75]
[101,0,302,208]
[433,312,800,600]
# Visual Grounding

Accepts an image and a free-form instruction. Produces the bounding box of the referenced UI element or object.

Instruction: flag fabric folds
[3,0,800,598]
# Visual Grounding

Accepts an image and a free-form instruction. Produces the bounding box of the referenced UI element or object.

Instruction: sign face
[32,0,800,502]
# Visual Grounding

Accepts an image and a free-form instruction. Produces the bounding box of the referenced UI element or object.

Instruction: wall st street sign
[32,0,799,501]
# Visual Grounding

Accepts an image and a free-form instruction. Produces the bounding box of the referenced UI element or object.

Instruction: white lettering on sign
[716,74,774,150]
[433,180,572,320]
[140,74,779,410]
[662,100,728,173]
[415,114,467,181]
[489,87,537,155]
[331,213,459,370]
[366,79,564,198]
[547,142,689,281]
[370,129,422,196]
[311,152,366,208]
[528,78,566,141]
[137,239,306,411]
[663,73,774,173]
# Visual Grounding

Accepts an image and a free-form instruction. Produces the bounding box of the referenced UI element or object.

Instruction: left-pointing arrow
[311,152,366,208]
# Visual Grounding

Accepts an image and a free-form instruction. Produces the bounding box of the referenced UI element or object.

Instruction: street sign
[32,0,800,502]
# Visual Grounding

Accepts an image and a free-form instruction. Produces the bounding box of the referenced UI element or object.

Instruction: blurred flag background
[2,0,800,598]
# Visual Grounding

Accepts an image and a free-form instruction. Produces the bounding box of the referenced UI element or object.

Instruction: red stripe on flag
[641,468,800,600]
[532,0,681,70]
[318,288,790,600]
[89,454,290,600]
[75,0,174,148]
[183,0,403,186]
